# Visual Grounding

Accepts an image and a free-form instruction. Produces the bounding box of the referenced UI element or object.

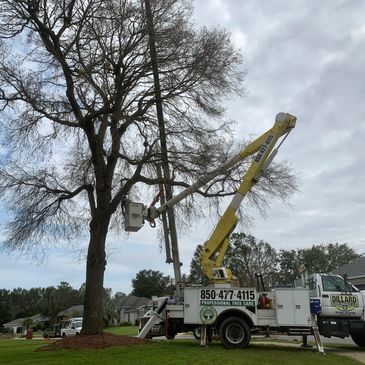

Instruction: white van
[60,317,83,337]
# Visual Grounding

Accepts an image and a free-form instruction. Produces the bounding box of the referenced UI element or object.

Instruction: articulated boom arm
[201,112,297,283]
[124,113,296,284]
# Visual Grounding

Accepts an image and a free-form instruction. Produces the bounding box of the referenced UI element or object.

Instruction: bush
[120,322,132,326]
[33,321,45,332]
[1,327,14,335]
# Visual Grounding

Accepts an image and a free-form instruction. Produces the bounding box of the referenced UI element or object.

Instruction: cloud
[192,0,365,254]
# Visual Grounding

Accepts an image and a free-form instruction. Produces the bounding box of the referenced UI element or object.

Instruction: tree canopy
[0,282,83,326]
[131,269,173,298]
[188,235,360,288]
[0,281,121,327]
[278,243,360,284]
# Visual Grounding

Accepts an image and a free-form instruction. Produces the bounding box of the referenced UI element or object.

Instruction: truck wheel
[62,333,66,338]
[351,333,365,347]
[193,327,201,340]
[219,316,251,349]
[166,325,176,340]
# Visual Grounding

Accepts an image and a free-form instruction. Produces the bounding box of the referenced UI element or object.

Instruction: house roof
[115,295,150,309]
[3,318,24,327]
[331,256,365,278]
[4,313,48,327]
[30,313,48,322]
[57,305,84,317]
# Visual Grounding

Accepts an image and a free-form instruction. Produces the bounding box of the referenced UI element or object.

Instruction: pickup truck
[60,317,83,337]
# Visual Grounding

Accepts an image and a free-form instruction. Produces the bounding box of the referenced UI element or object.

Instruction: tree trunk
[81,213,110,335]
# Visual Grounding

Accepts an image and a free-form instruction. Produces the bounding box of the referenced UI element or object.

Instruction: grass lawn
[104,325,139,336]
[0,337,363,365]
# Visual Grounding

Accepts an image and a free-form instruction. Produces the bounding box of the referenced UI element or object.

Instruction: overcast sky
[1,0,364,295]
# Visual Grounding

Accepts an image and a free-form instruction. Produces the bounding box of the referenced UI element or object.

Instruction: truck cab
[308,273,365,345]
[309,274,364,318]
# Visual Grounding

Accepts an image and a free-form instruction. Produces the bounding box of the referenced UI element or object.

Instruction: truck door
[317,274,363,318]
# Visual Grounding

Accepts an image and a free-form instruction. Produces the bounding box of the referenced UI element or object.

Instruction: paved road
[169,333,365,363]
[172,332,356,345]
[266,334,356,346]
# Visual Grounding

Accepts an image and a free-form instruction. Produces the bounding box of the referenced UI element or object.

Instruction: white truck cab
[60,317,83,338]
[308,273,365,346]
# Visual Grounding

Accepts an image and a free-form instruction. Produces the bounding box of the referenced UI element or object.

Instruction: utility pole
[143,0,182,292]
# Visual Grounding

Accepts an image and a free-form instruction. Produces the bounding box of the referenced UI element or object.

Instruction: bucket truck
[124,113,328,353]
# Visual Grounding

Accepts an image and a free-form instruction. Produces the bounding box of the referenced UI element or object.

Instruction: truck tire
[219,316,251,349]
[166,325,176,340]
[351,333,365,348]
[193,327,201,340]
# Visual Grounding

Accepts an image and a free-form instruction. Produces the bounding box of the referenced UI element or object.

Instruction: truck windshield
[321,275,354,292]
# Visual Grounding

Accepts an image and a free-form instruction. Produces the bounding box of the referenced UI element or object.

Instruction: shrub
[120,322,132,326]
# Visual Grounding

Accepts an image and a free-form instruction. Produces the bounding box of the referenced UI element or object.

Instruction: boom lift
[125,112,296,282]
[200,113,296,283]
[124,113,296,233]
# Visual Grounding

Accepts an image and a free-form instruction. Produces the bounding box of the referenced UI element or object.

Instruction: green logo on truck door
[330,294,359,311]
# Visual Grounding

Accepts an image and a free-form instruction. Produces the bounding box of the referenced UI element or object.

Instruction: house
[331,256,365,290]
[3,313,48,334]
[3,318,24,334]
[57,305,84,321]
[115,295,150,325]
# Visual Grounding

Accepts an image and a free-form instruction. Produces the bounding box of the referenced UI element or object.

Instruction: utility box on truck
[274,288,311,326]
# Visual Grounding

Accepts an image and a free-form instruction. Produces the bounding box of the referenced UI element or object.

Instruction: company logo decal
[330,294,359,311]
[200,306,217,324]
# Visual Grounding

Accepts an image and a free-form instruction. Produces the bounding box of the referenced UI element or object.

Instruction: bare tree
[0,0,297,334]
[188,234,279,288]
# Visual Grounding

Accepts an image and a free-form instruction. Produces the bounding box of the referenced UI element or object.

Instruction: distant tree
[188,244,211,286]
[1,287,43,321]
[226,233,279,288]
[113,292,126,303]
[131,269,172,298]
[39,282,82,323]
[277,249,302,285]
[7,288,29,319]
[278,243,360,285]
[301,243,360,274]
[103,287,118,327]
[188,233,278,288]
[325,243,360,272]
[22,318,33,330]
[0,289,11,325]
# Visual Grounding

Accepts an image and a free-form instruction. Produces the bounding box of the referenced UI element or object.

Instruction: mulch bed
[36,333,151,351]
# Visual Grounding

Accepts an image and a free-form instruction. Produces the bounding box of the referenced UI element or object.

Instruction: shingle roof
[30,313,48,322]
[115,295,150,309]
[331,256,365,277]
[4,313,48,327]
[57,305,84,317]
[3,318,24,327]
